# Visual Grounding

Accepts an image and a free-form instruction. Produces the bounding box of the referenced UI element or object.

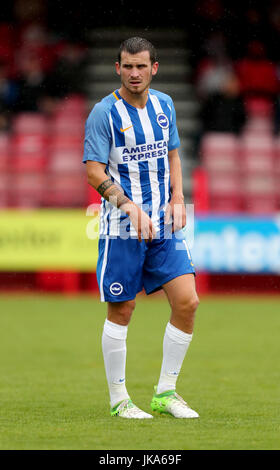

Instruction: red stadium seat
[202,151,239,173]
[0,133,10,151]
[275,144,280,184]
[43,173,87,207]
[201,134,243,211]
[0,152,8,172]
[11,154,47,172]
[49,135,83,151]
[0,133,10,172]
[50,115,84,136]
[240,135,275,152]
[12,134,49,155]
[54,94,87,116]
[208,173,242,213]
[244,195,278,213]
[12,172,46,208]
[12,113,49,135]
[10,133,48,172]
[201,132,240,173]
[241,153,275,174]
[0,174,9,207]
[243,174,278,213]
[242,116,274,136]
[48,149,83,172]
[242,97,274,136]
[240,135,275,174]
[273,136,280,159]
[210,197,242,213]
[244,97,274,118]
[201,132,239,156]
[241,151,275,174]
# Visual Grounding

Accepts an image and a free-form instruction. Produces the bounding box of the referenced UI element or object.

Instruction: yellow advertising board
[0,208,100,271]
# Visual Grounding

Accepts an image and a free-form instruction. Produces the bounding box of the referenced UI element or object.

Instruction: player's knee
[174,293,199,317]
[170,294,199,332]
[189,294,200,314]
[118,302,135,324]
[108,300,136,325]
[121,299,136,320]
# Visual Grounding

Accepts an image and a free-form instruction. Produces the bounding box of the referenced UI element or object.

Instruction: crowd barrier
[1,208,279,294]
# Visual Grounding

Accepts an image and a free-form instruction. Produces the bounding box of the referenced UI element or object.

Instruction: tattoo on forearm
[97,179,114,197]
[97,179,130,209]
[116,193,130,209]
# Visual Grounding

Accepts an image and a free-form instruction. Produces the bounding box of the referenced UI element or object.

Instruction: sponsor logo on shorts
[110,282,123,296]
[156,113,169,129]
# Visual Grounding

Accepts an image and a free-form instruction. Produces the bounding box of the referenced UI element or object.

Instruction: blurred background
[0,0,280,296]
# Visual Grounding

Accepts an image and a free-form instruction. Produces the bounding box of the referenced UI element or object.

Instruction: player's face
[116,50,159,95]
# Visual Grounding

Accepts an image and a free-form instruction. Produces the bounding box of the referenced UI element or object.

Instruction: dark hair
[118,37,157,64]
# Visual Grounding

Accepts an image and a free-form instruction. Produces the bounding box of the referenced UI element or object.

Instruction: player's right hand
[124,203,156,243]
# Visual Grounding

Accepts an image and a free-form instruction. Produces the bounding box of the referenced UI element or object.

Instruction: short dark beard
[121,72,153,96]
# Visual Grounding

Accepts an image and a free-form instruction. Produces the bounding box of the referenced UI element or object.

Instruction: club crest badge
[156,113,169,129]
[110,282,123,295]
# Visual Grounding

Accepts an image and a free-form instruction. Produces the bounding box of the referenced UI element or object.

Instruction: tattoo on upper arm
[97,179,114,196]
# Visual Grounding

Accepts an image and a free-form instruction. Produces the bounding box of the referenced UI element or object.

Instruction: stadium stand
[197,72,280,213]
[191,0,280,216]
[2,96,88,209]
[1,0,280,293]
[1,1,278,215]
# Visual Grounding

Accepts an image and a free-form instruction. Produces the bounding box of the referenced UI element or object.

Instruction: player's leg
[102,300,134,407]
[151,274,199,418]
[97,236,152,417]
[144,231,199,417]
[163,273,199,334]
[158,273,199,389]
[107,299,135,325]
[102,298,153,419]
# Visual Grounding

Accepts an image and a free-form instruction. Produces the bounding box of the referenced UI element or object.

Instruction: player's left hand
[164,195,186,232]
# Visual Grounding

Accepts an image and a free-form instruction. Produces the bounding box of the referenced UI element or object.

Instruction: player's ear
[152,61,159,76]
[115,62,121,76]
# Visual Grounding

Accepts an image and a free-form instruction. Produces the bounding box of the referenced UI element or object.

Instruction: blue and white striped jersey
[83,88,180,237]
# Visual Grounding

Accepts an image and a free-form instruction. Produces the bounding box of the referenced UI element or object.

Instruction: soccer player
[83,37,200,418]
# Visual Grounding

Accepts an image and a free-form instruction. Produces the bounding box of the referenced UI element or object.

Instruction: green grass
[0,293,280,450]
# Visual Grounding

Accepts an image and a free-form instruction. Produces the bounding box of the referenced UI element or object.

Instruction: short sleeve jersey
[83,88,180,237]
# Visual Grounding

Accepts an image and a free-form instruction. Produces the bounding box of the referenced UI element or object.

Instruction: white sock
[102,319,130,407]
[157,322,193,394]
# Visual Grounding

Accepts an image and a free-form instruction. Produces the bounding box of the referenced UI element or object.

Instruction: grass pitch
[0,293,279,450]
